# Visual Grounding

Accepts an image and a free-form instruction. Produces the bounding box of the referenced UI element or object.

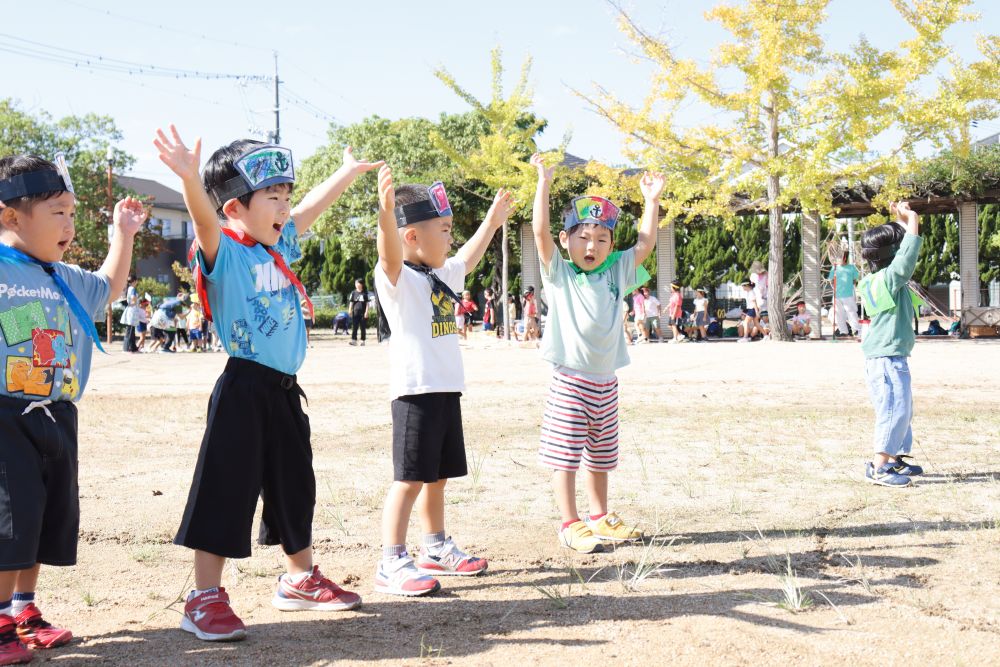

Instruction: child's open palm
[639,171,666,202]
[113,197,148,236]
[154,125,202,181]
[343,146,385,174]
[485,189,514,228]
[530,153,555,184]
[377,165,395,212]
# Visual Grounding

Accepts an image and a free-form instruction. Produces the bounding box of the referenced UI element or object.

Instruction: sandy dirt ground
[25,331,1000,666]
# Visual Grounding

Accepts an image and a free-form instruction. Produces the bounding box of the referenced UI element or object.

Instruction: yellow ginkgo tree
[581,0,1000,340]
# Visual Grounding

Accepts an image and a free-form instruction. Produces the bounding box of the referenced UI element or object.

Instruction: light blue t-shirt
[828,263,860,298]
[0,257,110,402]
[199,220,306,375]
[540,248,636,376]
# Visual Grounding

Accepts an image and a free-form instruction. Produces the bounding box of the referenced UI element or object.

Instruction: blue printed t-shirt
[0,257,110,402]
[540,248,636,376]
[199,220,306,375]
[827,264,860,298]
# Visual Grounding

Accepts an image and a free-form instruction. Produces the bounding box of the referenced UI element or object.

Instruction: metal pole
[501,222,509,341]
[273,51,280,144]
[106,152,114,344]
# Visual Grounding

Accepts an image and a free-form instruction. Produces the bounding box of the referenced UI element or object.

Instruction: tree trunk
[766,92,792,341]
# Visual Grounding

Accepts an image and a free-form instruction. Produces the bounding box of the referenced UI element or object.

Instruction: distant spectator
[640,287,663,342]
[750,260,768,312]
[666,282,686,343]
[789,301,812,338]
[828,251,860,337]
[739,281,760,343]
[349,279,369,346]
[692,288,709,341]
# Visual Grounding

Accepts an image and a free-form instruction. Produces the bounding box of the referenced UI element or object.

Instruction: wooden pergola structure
[520,186,1000,337]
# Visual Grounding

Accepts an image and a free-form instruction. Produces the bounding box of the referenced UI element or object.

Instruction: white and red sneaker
[374,554,441,596]
[180,588,246,642]
[415,538,488,576]
[14,604,71,649]
[0,615,31,665]
[272,565,362,611]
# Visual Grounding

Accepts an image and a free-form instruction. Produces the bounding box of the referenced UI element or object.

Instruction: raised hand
[343,146,385,174]
[485,188,515,229]
[377,165,395,212]
[113,197,148,237]
[639,170,667,202]
[530,153,555,184]
[154,125,202,181]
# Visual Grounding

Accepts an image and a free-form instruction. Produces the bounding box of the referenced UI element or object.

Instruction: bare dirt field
[31,332,1000,666]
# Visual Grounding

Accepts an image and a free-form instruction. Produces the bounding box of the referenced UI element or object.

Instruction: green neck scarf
[567,250,651,294]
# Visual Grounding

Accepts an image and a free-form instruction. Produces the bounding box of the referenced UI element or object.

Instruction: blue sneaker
[865,462,912,487]
[890,455,924,476]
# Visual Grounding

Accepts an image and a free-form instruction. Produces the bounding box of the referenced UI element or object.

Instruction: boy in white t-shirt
[692,288,709,341]
[739,281,760,342]
[372,166,513,595]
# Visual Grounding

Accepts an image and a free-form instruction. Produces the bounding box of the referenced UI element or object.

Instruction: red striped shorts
[538,368,619,472]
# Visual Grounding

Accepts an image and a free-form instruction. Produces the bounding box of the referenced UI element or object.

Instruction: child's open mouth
[584,254,595,263]
[57,239,70,250]
[272,223,283,233]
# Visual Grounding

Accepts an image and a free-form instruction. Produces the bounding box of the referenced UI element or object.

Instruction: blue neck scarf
[0,243,107,353]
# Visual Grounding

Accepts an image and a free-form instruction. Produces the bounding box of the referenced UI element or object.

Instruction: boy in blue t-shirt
[0,154,145,663]
[827,251,861,337]
[155,125,383,642]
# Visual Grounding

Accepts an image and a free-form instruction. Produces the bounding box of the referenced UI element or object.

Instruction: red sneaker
[271,565,362,611]
[14,604,71,649]
[180,588,246,642]
[415,538,488,576]
[0,616,31,665]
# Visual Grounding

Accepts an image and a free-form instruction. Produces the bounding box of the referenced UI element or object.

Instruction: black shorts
[175,357,315,559]
[0,396,79,570]
[391,393,467,483]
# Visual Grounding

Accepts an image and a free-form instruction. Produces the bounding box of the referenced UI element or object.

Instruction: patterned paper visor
[210,145,295,209]
[563,195,620,231]
[394,181,453,227]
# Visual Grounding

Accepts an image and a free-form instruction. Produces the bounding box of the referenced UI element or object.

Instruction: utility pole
[105,147,114,345]
[272,51,281,144]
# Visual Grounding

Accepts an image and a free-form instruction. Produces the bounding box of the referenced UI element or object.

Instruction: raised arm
[529,153,557,269]
[154,125,221,269]
[97,197,147,302]
[376,165,403,285]
[883,201,922,293]
[456,188,513,275]
[633,171,666,265]
[291,146,383,234]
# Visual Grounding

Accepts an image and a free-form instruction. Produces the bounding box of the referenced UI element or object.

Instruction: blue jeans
[864,356,913,456]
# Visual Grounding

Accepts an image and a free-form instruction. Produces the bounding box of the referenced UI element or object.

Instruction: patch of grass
[631,434,650,483]
[144,566,194,624]
[132,545,161,565]
[775,554,814,613]
[418,634,444,659]
[80,590,104,608]
[468,446,489,500]
[616,536,675,592]
[838,553,874,595]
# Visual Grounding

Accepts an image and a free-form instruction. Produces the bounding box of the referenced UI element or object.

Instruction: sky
[3,0,999,186]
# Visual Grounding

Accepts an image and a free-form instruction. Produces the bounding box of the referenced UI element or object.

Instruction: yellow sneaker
[558,521,604,554]
[586,512,643,542]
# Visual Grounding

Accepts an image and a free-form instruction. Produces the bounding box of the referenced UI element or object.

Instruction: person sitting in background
[788,301,812,338]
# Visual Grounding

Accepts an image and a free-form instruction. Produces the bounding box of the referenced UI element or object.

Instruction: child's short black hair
[861,223,906,272]
[395,184,432,208]
[0,155,64,211]
[202,139,293,216]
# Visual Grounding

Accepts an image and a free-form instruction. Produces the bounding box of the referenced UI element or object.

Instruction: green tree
[0,98,161,269]
[581,0,1000,340]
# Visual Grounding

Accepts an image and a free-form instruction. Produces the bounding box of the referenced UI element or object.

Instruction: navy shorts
[0,396,79,570]
[391,393,467,483]
[175,358,315,558]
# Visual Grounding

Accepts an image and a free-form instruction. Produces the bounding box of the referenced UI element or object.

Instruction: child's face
[401,215,454,268]
[797,303,806,313]
[743,284,752,292]
[0,192,77,263]
[559,223,613,270]
[224,184,292,245]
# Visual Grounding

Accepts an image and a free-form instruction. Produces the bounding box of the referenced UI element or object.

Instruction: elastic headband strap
[394,200,442,227]
[210,175,253,210]
[0,171,68,202]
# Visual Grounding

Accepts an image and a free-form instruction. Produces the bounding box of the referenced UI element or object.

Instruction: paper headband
[209,144,295,209]
[563,196,620,231]
[0,152,74,202]
[394,182,453,227]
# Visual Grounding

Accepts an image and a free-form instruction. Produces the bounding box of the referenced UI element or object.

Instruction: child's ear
[558,230,570,249]
[402,226,419,247]
[222,198,243,220]
[0,205,21,231]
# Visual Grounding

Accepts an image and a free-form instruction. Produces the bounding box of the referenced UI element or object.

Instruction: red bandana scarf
[188,228,314,322]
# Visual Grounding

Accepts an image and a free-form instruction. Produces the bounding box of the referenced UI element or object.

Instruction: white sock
[283,570,312,585]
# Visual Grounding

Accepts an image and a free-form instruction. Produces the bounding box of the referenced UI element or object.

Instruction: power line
[53,0,261,51]
[0,34,269,81]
